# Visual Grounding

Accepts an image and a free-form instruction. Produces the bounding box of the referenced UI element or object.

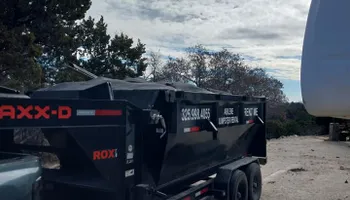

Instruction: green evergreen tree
[0,0,92,90]
[0,23,42,91]
[54,16,148,82]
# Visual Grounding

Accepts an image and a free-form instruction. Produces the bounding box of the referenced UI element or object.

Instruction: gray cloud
[242,55,262,61]
[139,7,202,22]
[292,3,310,16]
[87,0,312,81]
[105,0,206,22]
[277,55,301,60]
[156,33,189,45]
[219,27,282,40]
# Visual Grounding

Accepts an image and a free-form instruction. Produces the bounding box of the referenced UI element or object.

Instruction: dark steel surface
[0,92,142,200]
[28,78,266,188]
[0,78,266,200]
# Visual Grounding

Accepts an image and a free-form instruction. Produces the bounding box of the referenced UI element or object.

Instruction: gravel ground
[260,135,350,200]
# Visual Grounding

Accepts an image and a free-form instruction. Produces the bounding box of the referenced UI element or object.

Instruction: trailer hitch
[135,184,168,199]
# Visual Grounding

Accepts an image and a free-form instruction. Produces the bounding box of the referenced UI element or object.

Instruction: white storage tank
[301,0,350,119]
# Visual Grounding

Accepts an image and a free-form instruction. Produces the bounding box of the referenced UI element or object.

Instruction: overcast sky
[87,0,312,102]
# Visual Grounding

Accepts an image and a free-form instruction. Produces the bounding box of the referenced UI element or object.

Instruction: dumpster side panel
[156,98,267,185]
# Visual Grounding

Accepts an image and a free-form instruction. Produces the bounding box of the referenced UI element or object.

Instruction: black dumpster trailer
[0,78,267,200]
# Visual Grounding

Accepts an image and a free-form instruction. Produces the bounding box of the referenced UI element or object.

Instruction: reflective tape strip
[95,109,122,116]
[77,109,95,116]
[76,109,122,116]
[246,119,254,124]
[191,126,200,132]
[184,126,200,133]
[195,187,209,197]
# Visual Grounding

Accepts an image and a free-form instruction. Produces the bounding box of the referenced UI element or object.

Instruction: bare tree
[153,45,288,110]
[160,57,192,83]
[145,51,163,81]
[186,45,211,87]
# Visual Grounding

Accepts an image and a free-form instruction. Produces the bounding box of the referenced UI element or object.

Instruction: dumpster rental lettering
[218,107,239,125]
[93,149,118,160]
[181,107,211,121]
[244,107,258,117]
[0,105,72,120]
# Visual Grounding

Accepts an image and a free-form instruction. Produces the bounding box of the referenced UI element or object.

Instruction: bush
[283,120,301,136]
[265,102,327,139]
[266,120,285,139]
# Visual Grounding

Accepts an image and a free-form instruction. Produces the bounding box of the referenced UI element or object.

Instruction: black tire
[245,163,262,200]
[230,170,248,200]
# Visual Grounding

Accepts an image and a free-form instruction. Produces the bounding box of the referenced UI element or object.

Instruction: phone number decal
[181,107,211,121]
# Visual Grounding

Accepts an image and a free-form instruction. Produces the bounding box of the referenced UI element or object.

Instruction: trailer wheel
[245,163,262,200]
[230,170,248,200]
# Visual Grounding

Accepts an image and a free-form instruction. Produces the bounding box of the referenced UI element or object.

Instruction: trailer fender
[213,157,258,199]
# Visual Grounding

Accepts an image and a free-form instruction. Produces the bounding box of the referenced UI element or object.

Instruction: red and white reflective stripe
[76,109,122,116]
[184,126,200,133]
[195,187,209,197]
[246,119,254,124]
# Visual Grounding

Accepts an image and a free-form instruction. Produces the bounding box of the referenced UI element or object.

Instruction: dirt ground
[260,135,350,200]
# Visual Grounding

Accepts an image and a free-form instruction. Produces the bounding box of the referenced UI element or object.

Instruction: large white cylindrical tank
[301,0,350,119]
